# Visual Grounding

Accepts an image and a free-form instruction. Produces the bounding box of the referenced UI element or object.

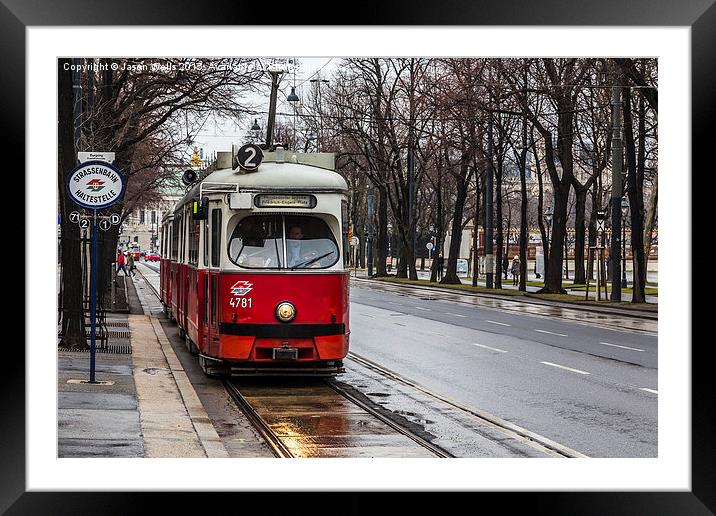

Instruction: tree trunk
[518,136,528,292]
[494,161,504,289]
[533,141,549,278]
[572,186,588,284]
[624,88,647,302]
[441,169,469,285]
[430,177,443,282]
[541,185,569,294]
[58,58,87,349]
[643,171,657,270]
[376,184,388,276]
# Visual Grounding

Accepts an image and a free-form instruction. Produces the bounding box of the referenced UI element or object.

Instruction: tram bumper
[217,323,348,376]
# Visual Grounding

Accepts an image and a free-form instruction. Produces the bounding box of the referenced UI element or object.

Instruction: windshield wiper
[290,251,336,270]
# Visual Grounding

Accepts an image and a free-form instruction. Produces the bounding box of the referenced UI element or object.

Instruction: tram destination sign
[67,160,126,210]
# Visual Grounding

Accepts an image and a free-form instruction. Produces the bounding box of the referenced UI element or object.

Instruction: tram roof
[174,156,348,211]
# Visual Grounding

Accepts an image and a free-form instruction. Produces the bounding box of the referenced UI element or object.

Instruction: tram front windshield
[229,215,339,270]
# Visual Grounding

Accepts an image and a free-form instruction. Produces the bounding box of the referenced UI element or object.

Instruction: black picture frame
[7,1,709,513]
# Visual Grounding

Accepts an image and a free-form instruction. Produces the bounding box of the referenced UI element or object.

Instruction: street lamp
[287,86,299,151]
[621,197,630,288]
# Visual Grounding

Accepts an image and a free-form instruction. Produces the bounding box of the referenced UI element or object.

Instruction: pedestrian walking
[511,255,520,286]
[116,251,129,277]
[502,254,509,280]
[126,252,136,277]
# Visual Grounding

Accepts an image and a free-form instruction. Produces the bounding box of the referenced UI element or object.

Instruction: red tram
[159,146,350,376]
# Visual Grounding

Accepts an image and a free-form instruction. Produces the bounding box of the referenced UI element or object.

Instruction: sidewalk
[58,272,228,458]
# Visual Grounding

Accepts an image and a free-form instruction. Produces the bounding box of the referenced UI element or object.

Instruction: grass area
[371,275,658,311]
[525,292,658,311]
[568,284,658,296]
[375,276,527,296]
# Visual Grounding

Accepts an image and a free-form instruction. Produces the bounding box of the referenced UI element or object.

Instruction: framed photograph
[8,0,709,512]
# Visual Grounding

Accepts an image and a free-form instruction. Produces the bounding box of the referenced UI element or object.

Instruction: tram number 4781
[230,297,253,308]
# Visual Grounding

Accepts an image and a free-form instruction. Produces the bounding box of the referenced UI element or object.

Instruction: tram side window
[188,220,199,266]
[341,200,349,268]
[211,209,221,268]
[203,220,208,267]
[171,218,179,260]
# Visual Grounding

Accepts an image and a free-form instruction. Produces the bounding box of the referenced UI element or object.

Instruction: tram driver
[286,224,308,268]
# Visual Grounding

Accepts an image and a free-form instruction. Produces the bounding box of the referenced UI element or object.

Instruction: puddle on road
[394,410,435,425]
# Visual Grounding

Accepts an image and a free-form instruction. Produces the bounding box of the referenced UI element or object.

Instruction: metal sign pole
[89,209,99,383]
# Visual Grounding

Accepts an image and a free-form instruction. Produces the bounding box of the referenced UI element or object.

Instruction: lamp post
[250,118,262,144]
[310,77,329,151]
[287,86,299,151]
[621,197,629,288]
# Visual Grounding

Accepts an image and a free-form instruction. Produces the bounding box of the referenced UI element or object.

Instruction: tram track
[136,263,578,458]
[224,377,451,458]
[346,351,587,458]
[224,380,295,458]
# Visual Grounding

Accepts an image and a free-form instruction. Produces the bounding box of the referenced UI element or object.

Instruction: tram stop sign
[66,160,126,210]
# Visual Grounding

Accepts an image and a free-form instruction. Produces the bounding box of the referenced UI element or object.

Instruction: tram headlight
[275,302,296,323]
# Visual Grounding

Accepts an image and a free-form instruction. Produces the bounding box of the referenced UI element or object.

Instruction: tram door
[206,204,222,356]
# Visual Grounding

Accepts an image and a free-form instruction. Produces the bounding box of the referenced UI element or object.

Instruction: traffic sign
[69,211,80,223]
[78,151,115,164]
[426,242,434,251]
[66,160,126,210]
[350,236,359,246]
[236,143,263,171]
[110,213,121,225]
[79,218,90,229]
[99,219,111,231]
[597,220,605,232]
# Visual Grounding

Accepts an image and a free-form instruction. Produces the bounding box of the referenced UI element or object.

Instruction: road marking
[599,342,645,352]
[535,329,568,337]
[414,306,431,311]
[447,313,467,318]
[485,320,511,327]
[540,361,590,375]
[640,388,658,394]
[473,343,508,353]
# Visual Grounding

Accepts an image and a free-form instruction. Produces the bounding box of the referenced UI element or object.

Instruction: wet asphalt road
[348,284,658,458]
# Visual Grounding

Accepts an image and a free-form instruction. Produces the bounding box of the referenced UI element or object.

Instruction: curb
[150,317,229,458]
[133,266,229,458]
[353,276,658,321]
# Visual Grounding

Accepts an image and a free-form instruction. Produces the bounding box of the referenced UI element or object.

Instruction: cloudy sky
[186,57,338,160]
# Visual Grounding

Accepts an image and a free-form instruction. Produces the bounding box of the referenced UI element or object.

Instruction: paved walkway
[58,271,228,458]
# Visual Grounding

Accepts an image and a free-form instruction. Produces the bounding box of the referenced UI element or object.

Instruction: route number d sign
[66,160,126,210]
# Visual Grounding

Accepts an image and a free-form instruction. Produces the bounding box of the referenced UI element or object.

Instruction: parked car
[144,252,160,262]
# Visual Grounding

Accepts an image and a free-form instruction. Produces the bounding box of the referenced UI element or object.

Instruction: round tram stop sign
[66,160,126,210]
